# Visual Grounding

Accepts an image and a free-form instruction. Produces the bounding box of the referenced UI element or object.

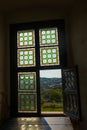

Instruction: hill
[40,78,62,90]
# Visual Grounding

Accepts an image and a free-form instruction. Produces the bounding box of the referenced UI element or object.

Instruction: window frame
[10,19,67,117]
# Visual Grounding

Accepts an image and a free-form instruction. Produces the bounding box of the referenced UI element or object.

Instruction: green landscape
[40,78,63,112]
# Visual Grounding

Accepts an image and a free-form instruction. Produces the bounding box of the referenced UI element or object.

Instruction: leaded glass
[17,49,35,67]
[18,72,36,90]
[39,28,58,46]
[40,47,59,66]
[17,30,35,48]
[18,94,37,112]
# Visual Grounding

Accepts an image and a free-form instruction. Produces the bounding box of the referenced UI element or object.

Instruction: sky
[40,69,61,78]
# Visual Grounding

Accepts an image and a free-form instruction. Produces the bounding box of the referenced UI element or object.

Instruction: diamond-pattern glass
[18,94,37,112]
[17,30,35,48]
[18,49,35,67]
[39,28,58,46]
[40,47,59,66]
[18,72,36,90]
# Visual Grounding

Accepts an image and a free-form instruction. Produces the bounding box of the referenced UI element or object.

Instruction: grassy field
[41,102,63,112]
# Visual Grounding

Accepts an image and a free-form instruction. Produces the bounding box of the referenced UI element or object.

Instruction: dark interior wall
[0,14,4,123]
[70,3,87,129]
[0,14,8,123]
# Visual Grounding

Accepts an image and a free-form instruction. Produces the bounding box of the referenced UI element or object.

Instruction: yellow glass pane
[39,28,58,46]
[17,48,35,67]
[18,72,36,91]
[17,30,35,48]
[18,93,37,112]
[40,47,59,66]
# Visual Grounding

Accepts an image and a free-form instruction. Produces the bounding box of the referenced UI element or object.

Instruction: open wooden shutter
[62,66,81,120]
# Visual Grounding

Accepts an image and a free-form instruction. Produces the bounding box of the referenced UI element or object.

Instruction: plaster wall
[70,4,87,130]
[0,14,6,123]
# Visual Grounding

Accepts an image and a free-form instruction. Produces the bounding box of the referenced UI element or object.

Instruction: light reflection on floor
[1,117,73,130]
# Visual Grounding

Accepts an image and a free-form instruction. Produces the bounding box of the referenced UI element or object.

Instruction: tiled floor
[0,117,73,130]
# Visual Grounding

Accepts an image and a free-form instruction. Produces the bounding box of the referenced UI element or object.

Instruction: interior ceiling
[0,0,75,12]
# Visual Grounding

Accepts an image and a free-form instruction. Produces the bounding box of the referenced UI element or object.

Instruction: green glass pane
[17,30,35,48]
[18,94,37,112]
[18,72,36,90]
[39,28,58,46]
[40,47,59,66]
[17,49,35,67]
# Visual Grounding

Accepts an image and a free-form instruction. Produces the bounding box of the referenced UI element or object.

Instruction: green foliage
[40,87,63,112]
[49,88,63,102]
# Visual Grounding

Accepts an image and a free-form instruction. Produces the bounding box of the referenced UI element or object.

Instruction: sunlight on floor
[1,117,74,130]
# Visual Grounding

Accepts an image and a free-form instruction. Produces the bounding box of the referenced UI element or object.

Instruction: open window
[62,66,81,120]
[10,20,81,120]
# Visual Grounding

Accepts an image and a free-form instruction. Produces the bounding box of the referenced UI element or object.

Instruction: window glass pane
[18,94,37,112]
[39,28,58,46]
[18,72,36,91]
[17,30,35,48]
[17,49,35,67]
[40,47,59,66]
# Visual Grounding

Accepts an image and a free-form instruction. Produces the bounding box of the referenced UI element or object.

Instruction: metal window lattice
[18,72,36,90]
[39,28,58,46]
[40,47,59,66]
[18,94,37,112]
[17,30,35,48]
[66,94,78,114]
[63,71,76,89]
[18,49,35,67]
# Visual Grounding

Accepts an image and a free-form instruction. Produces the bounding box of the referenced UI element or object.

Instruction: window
[10,20,81,120]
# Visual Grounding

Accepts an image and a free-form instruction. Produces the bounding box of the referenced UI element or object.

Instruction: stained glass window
[17,30,35,48]
[16,24,61,114]
[40,47,59,66]
[39,27,59,66]
[18,72,36,91]
[39,28,58,46]
[17,49,35,67]
[18,94,37,112]
[17,30,35,67]
[18,72,37,112]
